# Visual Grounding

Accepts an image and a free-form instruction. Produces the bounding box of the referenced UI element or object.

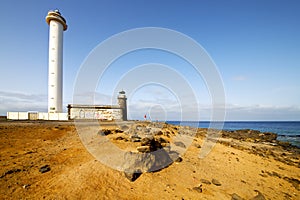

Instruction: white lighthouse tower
[46,10,67,113]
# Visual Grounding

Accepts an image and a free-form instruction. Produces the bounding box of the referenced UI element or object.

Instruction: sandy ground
[0,121,299,199]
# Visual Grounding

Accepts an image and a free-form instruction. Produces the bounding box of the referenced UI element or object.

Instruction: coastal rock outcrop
[222,129,277,143]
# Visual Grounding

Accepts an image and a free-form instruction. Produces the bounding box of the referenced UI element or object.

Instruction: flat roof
[67,104,121,109]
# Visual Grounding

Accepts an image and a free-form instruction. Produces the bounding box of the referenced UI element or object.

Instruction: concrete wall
[7,112,28,120]
[7,112,68,121]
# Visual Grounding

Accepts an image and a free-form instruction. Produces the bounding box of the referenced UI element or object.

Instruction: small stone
[131,135,141,142]
[194,144,201,148]
[39,165,51,173]
[22,184,30,189]
[124,170,142,182]
[98,129,112,136]
[156,137,168,144]
[251,190,266,200]
[175,157,183,163]
[200,179,211,185]
[231,193,244,200]
[193,184,202,193]
[114,129,124,133]
[212,178,221,186]
[156,131,163,135]
[115,136,125,140]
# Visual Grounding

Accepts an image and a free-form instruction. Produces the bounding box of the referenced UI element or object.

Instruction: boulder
[122,148,173,176]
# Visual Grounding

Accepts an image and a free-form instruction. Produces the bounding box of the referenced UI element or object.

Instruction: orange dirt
[0,121,299,199]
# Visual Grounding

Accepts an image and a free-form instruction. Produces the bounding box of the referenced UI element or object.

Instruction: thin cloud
[0,90,47,114]
[1,90,299,121]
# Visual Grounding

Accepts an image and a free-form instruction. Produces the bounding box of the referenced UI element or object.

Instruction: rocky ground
[0,120,299,199]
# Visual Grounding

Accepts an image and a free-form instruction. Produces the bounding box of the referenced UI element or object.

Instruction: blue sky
[0,0,299,120]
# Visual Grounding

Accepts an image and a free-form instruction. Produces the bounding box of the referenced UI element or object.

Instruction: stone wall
[68,107,122,121]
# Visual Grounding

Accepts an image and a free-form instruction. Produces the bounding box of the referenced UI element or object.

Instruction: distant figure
[144,114,147,120]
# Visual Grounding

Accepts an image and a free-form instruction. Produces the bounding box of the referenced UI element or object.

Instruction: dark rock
[0,169,21,178]
[278,141,291,148]
[212,178,221,186]
[194,143,201,148]
[164,131,171,137]
[231,193,244,200]
[39,165,51,173]
[175,157,183,163]
[141,137,153,146]
[156,137,168,144]
[132,138,141,142]
[156,131,163,135]
[150,149,173,171]
[151,140,163,151]
[98,129,112,136]
[193,185,202,193]
[122,148,173,173]
[140,137,165,151]
[222,129,277,143]
[174,141,186,148]
[25,151,34,155]
[115,136,126,140]
[114,129,124,133]
[22,184,30,189]
[131,135,141,142]
[124,169,142,182]
[200,179,211,185]
[250,190,266,200]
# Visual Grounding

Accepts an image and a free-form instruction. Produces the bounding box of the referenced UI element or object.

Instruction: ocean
[166,121,300,148]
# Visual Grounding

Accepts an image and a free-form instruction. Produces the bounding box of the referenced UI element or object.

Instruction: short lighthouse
[46,10,67,113]
[118,91,127,121]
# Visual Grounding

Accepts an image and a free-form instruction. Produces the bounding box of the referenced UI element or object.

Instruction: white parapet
[7,112,68,121]
[7,112,28,120]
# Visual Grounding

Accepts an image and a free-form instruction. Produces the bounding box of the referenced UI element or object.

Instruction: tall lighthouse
[46,10,67,113]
